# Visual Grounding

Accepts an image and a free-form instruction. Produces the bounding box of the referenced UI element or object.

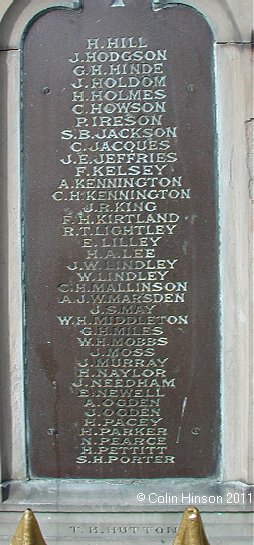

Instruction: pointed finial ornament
[10,509,47,545]
[173,507,211,545]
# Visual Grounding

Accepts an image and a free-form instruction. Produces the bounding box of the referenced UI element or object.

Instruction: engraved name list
[58,36,182,468]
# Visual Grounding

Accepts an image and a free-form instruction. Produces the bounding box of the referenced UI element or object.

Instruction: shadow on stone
[173,507,210,545]
[10,509,47,545]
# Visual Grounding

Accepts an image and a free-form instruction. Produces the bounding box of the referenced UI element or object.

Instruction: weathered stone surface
[1,511,254,544]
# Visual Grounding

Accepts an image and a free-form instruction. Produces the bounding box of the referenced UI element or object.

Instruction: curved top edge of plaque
[20,0,215,50]
[0,0,251,49]
[0,1,81,50]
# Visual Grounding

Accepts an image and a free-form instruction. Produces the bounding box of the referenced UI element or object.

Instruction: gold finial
[173,506,210,545]
[10,509,47,545]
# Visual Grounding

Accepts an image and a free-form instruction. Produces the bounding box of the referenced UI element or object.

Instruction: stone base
[0,512,253,544]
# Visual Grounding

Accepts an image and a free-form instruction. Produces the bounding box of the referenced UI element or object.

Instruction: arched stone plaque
[23,0,219,478]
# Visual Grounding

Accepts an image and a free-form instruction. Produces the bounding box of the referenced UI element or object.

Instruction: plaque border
[0,0,253,510]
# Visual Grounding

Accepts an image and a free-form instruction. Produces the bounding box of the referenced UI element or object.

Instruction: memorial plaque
[23,0,219,478]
